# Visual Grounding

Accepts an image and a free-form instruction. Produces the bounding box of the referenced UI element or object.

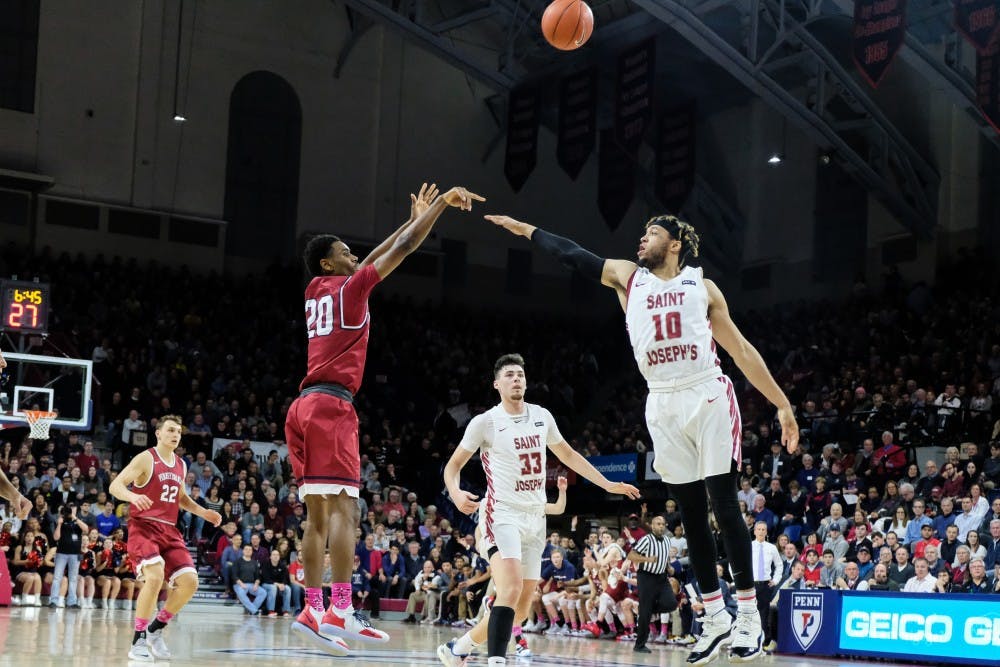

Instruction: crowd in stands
[1,243,999,646]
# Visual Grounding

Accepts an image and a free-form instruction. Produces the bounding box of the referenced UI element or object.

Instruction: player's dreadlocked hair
[303,234,342,277]
[645,215,701,268]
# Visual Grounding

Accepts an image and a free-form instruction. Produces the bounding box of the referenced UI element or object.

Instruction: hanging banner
[955,0,1000,54]
[976,38,1000,132]
[504,86,540,192]
[655,106,696,213]
[597,129,635,231]
[557,68,597,181]
[615,39,656,155]
[852,0,907,88]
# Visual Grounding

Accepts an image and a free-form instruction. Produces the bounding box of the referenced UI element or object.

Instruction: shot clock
[1,280,51,334]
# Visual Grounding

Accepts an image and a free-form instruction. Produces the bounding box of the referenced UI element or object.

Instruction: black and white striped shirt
[632,533,672,575]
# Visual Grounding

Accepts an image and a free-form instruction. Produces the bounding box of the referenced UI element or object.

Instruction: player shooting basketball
[0,349,34,520]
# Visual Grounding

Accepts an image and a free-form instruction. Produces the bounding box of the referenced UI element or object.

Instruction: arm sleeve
[459,414,490,453]
[531,229,605,282]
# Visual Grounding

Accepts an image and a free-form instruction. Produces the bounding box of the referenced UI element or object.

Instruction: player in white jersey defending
[438,353,640,667]
[485,214,799,665]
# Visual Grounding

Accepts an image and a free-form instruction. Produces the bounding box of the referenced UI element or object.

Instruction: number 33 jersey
[624,265,720,384]
[459,403,563,513]
[130,448,187,525]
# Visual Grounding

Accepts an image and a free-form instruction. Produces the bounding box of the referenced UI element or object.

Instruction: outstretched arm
[485,215,637,310]
[705,279,799,454]
[360,183,439,269]
[372,187,484,280]
[549,441,641,499]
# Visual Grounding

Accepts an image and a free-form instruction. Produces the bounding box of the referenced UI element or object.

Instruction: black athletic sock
[133,630,146,645]
[147,618,166,634]
[487,605,516,657]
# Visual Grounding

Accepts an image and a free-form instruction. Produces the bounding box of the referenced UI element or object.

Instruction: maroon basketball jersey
[299,264,381,394]
[131,448,187,525]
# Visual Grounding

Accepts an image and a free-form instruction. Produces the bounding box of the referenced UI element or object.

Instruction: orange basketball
[541,0,594,51]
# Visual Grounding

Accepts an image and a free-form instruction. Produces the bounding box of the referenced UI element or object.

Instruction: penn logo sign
[790,592,823,650]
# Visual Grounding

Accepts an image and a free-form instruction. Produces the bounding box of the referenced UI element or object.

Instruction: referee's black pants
[754,581,774,642]
[635,571,678,648]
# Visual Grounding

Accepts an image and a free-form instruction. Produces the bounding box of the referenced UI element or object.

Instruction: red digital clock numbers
[1,280,50,334]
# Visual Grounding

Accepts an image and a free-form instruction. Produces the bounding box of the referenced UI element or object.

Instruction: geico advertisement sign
[844,612,1000,645]
[839,594,1000,663]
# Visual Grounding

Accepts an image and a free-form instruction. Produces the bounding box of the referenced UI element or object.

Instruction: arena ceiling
[337,0,1000,241]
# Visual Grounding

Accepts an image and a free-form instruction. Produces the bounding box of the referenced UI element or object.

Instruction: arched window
[224,71,301,259]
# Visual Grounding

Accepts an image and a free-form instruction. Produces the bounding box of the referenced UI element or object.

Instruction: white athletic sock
[702,590,725,617]
[453,632,477,655]
[736,589,757,615]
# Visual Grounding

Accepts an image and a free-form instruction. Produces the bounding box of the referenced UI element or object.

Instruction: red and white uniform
[462,402,562,580]
[624,265,741,484]
[128,448,195,584]
[285,264,381,497]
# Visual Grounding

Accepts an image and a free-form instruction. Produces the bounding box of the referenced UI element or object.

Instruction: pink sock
[306,587,324,612]
[331,583,352,611]
[135,618,149,632]
[155,609,174,624]
[549,613,560,624]
[512,624,522,636]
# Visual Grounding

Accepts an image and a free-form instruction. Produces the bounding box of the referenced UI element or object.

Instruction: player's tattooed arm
[359,183,439,269]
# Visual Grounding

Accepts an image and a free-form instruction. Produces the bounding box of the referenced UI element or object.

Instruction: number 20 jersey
[300,264,381,394]
[624,265,720,384]
[459,403,563,513]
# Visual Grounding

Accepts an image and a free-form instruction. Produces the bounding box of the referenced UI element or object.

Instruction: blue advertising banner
[839,592,1000,666]
[583,454,638,483]
[777,589,841,656]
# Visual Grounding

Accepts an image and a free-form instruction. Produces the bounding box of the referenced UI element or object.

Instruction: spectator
[231,544,267,615]
[950,545,972,586]
[260,549,292,617]
[867,563,900,592]
[839,562,869,591]
[888,547,914,586]
[401,560,440,624]
[379,543,406,598]
[954,496,982,543]
[350,553,372,612]
[220,534,244,594]
[960,558,992,594]
[902,558,936,593]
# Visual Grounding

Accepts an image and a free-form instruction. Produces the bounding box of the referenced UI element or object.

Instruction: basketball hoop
[23,410,57,440]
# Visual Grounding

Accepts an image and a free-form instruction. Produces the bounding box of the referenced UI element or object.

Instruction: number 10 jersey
[624,265,720,384]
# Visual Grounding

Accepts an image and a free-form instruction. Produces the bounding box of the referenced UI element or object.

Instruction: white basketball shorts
[478,503,546,580]
[646,372,742,484]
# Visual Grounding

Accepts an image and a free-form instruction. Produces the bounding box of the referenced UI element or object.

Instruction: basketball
[541,0,594,51]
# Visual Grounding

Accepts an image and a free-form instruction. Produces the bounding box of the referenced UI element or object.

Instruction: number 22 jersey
[130,448,187,525]
[459,403,563,513]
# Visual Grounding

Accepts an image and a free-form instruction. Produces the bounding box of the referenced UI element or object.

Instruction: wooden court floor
[0,605,917,666]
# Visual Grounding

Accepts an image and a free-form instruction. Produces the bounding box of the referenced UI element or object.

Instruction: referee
[627,514,678,653]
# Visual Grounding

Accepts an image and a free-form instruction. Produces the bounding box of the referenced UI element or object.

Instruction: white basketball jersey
[459,402,563,513]
[624,265,720,383]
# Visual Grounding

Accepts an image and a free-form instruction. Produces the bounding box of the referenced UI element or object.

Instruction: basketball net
[24,410,57,440]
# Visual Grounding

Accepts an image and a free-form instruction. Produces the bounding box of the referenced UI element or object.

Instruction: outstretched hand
[410,182,439,219]
[557,476,568,492]
[484,214,536,238]
[605,482,641,499]
[440,187,485,211]
[778,406,800,455]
